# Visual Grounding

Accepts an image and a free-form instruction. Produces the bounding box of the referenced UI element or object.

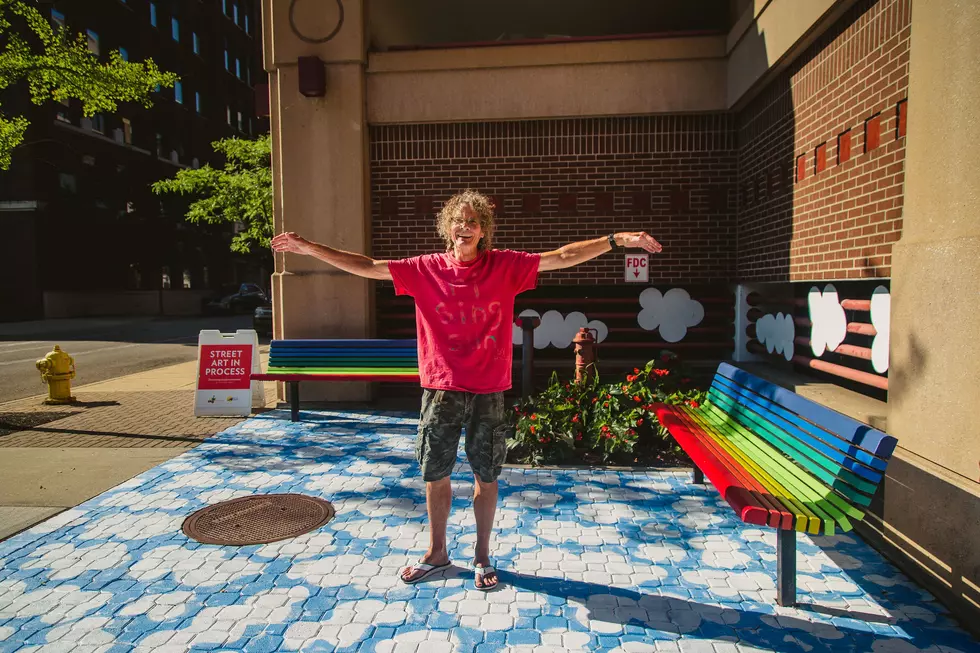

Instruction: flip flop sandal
[400,560,451,585]
[473,564,499,591]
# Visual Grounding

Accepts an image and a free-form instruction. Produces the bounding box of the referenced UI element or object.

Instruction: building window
[156,133,163,158]
[149,2,157,27]
[192,32,200,54]
[195,91,201,113]
[245,14,250,35]
[174,81,183,104]
[91,114,104,133]
[51,9,65,29]
[235,58,241,78]
[222,0,228,15]
[237,111,242,131]
[224,47,229,71]
[119,47,129,61]
[226,106,231,125]
[233,2,239,25]
[192,157,200,169]
[246,65,251,86]
[122,118,132,144]
[171,17,179,41]
[86,29,99,55]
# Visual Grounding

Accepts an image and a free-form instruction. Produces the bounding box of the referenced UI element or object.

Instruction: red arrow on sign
[634,270,640,278]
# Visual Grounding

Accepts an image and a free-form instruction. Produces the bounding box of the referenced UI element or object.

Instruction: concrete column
[262,0,373,401]
[880,0,980,626]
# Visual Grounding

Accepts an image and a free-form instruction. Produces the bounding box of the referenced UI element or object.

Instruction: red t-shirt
[388,249,540,393]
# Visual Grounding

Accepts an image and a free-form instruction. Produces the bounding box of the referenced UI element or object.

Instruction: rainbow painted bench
[252,339,420,421]
[654,362,897,607]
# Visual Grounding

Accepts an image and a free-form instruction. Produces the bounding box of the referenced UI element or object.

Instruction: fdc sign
[194,329,263,417]
[625,254,649,283]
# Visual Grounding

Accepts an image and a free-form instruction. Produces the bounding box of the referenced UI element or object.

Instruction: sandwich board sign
[625,254,649,283]
[194,329,264,416]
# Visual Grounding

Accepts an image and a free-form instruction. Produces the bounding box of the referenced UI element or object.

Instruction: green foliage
[0,0,177,169]
[508,352,707,466]
[151,135,273,254]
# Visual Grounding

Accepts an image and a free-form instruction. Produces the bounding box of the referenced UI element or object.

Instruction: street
[0,315,255,404]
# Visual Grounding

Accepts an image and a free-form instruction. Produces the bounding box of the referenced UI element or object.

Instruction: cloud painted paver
[0,409,976,652]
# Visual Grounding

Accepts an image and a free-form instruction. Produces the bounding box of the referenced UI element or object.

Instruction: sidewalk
[0,352,278,542]
[0,408,976,652]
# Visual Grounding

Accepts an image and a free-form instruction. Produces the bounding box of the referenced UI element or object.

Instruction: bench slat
[653,406,772,527]
[266,367,419,375]
[708,386,881,497]
[706,389,876,508]
[711,376,887,480]
[718,364,896,459]
[674,407,814,532]
[695,405,859,534]
[252,373,420,382]
[270,339,417,348]
[669,407,796,528]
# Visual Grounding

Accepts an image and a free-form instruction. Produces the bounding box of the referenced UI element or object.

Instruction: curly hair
[436,189,496,252]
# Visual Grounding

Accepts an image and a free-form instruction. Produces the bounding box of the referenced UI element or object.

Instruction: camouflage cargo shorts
[415,389,511,483]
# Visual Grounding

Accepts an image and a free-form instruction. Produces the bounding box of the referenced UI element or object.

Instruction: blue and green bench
[251,339,419,421]
[655,362,897,606]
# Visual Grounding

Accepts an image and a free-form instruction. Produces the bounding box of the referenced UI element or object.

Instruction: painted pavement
[0,409,976,653]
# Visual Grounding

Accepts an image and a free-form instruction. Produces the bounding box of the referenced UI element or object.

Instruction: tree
[152,135,273,255]
[0,0,177,169]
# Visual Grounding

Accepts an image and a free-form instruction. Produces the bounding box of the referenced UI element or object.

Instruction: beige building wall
[367,37,727,123]
[263,0,374,401]
[879,0,980,625]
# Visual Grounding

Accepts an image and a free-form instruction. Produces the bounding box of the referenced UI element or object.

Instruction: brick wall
[370,115,738,285]
[736,0,910,282]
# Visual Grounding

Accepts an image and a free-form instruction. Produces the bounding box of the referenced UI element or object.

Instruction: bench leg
[776,528,797,607]
[289,381,300,422]
[692,466,704,484]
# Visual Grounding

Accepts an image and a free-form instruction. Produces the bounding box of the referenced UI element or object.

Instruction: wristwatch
[607,234,617,248]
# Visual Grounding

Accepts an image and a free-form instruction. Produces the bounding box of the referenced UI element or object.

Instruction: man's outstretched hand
[615,232,663,253]
[271,232,309,254]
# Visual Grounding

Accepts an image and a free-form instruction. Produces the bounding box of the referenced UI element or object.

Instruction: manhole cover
[182,494,335,545]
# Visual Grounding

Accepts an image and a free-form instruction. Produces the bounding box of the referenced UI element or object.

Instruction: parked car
[253,300,273,337]
[202,283,268,315]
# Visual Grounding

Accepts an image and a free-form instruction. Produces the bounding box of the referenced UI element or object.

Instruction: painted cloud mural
[513,309,608,349]
[870,285,890,373]
[637,288,704,343]
[808,284,847,357]
[756,312,795,361]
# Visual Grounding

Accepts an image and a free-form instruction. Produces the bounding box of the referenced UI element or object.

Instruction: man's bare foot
[400,552,450,584]
[474,561,498,591]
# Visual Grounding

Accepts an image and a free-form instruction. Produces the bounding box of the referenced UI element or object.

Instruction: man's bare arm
[538,231,662,272]
[271,232,393,281]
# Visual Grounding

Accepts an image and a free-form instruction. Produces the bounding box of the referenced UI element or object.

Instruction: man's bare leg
[401,477,452,581]
[472,476,499,589]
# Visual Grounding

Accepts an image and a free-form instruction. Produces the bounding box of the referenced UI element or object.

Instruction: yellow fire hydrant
[36,345,76,404]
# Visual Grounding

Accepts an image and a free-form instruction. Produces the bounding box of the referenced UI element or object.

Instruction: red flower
[575,434,582,441]
[592,397,599,404]
[530,414,537,420]
[603,402,609,408]
[688,400,700,408]
[601,425,610,432]
[637,418,644,426]
[633,395,641,402]
[539,437,546,443]
[572,415,580,423]
[634,368,641,375]
[628,429,636,435]
[530,426,537,434]
[621,385,629,393]
[626,375,636,383]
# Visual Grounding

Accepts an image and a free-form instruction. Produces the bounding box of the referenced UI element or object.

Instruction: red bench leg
[777,528,797,607]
